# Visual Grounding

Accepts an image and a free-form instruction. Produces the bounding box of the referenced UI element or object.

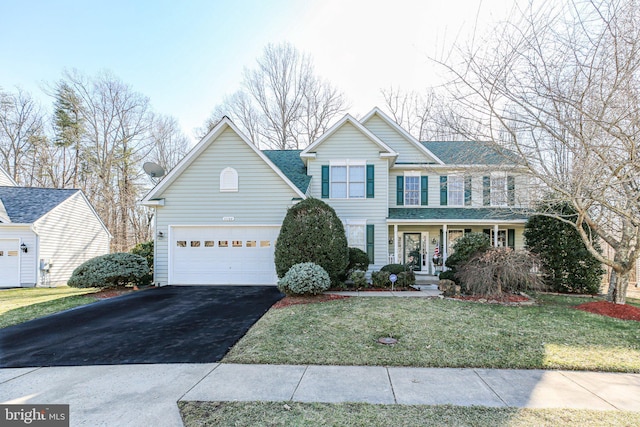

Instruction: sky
[0,0,515,142]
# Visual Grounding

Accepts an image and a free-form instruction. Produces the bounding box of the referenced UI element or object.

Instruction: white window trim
[490,172,507,206]
[403,171,421,206]
[448,175,464,207]
[220,167,238,192]
[329,159,366,199]
[345,219,367,251]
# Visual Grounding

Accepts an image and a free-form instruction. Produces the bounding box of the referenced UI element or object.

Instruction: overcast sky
[0,0,515,142]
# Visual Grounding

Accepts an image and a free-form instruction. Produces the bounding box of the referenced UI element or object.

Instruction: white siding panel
[307,122,389,270]
[154,128,300,285]
[35,193,110,286]
[0,226,37,286]
[362,115,436,164]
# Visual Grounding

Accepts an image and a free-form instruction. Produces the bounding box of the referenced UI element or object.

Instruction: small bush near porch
[224,294,640,372]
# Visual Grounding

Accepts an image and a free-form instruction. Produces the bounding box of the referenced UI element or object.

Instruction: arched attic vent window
[220,167,239,192]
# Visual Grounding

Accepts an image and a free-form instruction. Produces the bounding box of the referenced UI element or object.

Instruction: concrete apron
[2,364,639,426]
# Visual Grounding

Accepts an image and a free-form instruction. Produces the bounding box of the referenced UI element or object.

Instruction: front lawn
[223,294,640,372]
[179,402,640,427]
[0,286,99,329]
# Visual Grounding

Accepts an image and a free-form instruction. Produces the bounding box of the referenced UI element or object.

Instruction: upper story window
[330,160,365,199]
[404,171,420,206]
[448,175,464,206]
[220,167,238,192]
[490,173,507,206]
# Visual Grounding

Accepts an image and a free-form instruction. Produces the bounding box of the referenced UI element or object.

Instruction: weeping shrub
[455,248,543,297]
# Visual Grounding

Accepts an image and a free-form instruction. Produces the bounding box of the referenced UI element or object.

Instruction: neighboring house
[142,108,530,286]
[0,167,18,187]
[0,186,111,287]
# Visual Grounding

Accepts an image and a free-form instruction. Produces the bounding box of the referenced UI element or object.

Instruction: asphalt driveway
[0,286,283,368]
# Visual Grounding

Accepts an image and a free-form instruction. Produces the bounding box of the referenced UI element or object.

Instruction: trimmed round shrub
[439,270,456,282]
[347,247,370,274]
[445,232,491,270]
[68,253,149,289]
[130,240,153,286]
[371,270,391,288]
[349,270,368,288]
[381,263,407,274]
[275,198,349,285]
[397,271,416,287]
[277,262,330,296]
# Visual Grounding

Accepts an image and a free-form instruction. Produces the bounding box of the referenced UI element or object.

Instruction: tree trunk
[607,269,630,305]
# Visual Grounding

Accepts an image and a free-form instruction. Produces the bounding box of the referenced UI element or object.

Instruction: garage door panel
[170,226,279,285]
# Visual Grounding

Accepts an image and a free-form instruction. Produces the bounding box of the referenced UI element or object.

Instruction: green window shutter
[464,176,472,206]
[482,176,491,206]
[366,224,375,263]
[440,176,448,206]
[507,176,516,206]
[508,229,515,249]
[396,176,404,206]
[321,165,329,198]
[421,176,428,206]
[366,165,375,198]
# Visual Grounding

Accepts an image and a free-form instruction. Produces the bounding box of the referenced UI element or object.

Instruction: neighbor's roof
[421,141,517,165]
[263,150,311,194]
[0,186,79,223]
[389,207,529,222]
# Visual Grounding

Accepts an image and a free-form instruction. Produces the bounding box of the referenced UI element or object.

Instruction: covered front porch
[387,208,528,275]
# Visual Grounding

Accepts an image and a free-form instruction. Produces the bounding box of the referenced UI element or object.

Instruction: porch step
[414,273,440,285]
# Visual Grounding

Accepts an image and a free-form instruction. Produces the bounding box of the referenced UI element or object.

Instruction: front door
[403,233,421,271]
[0,239,20,287]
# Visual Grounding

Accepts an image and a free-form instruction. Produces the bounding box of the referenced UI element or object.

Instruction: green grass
[223,294,640,372]
[179,402,640,427]
[0,286,99,329]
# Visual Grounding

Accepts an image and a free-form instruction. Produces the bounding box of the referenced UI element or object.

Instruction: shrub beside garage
[68,253,149,289]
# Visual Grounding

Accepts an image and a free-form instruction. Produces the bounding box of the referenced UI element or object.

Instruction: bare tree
[438,0,640,303]
[201,42,348,149]
[149,114,190,173]
[0,87,45,184]
[381,86,434,140]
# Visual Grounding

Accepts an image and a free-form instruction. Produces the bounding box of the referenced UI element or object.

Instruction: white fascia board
[386,219,527,225]
[143,117,306,201]
[139,199,165,207]
[360,107,444,165]
[301,114,398,158]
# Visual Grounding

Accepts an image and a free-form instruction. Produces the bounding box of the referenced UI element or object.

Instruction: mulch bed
[273,294,350,309]
[575,300,640,322]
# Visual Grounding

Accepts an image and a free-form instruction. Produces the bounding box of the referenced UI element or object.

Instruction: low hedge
[68,253,149,289]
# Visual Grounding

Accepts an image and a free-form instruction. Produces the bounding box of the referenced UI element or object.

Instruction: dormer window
[220,167,238,192]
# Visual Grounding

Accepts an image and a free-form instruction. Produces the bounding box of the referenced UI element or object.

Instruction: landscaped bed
[223,294,640,372]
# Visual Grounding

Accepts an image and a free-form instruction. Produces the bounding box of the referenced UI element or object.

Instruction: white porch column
[493,224,499,247]
[393,223,398,264]
[442,223,448,268]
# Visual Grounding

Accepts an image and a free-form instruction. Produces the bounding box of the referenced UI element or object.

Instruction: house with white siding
[0,167,17,187]
[142,108,530,286]
[0,186,111,287]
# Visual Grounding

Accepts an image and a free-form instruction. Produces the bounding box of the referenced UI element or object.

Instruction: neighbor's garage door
[170,226,279,285]
[0,239,20,288]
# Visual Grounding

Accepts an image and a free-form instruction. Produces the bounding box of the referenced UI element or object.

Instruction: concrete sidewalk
[2,364,639,426]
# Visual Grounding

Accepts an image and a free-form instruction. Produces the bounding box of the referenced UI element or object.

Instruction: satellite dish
[143,162,165,178]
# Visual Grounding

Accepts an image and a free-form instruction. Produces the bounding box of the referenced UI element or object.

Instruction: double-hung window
[448,175,464,206]
[330,160,365,198]
[403,171,420,206]
[345,220,366,252]
[491,173,507,206]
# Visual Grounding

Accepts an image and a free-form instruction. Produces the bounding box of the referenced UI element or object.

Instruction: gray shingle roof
[263,150,311,194]
[389,207,529,221]
[421,141,517,165]
[0,186,79,223]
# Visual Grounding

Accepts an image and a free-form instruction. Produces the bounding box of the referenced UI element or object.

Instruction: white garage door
[0,239,20,288]
[170,226,280,285]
